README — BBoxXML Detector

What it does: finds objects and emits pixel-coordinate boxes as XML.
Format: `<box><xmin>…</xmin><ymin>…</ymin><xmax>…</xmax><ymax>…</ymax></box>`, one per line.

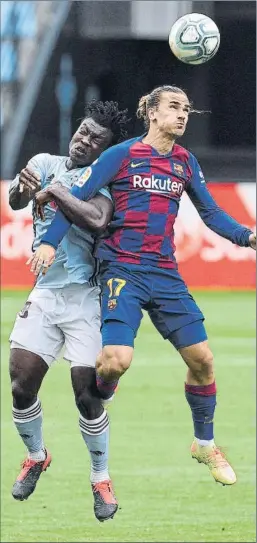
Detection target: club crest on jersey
<box><xmin>173</xmin><ymin>163</ymin><xmax>184</xmax><ymax>175</ymax></box>
<box><xmin>133</xmin><ymin>174</ymin><xmax>183</xmax><ymax>195</ymax></box>
<box><xmin>75</xmin><ymin>166</ymin><xmax>92</xmax><ymax>187</ymax></box>
<box><xmin>108</xmin><ymin>299</ymin><xmax>117</xmax><ymax>311</ymax></box>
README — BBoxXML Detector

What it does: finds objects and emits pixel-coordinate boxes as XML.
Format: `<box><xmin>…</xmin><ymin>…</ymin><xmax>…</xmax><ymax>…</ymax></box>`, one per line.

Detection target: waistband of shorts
<box><xmin>34</xmin><ymin>282</ymin><xmax>100</xmax><ymax>294</ymax></box>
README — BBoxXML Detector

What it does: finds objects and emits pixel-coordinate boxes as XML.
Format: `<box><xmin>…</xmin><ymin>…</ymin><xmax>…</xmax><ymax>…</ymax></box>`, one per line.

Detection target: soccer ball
<box><xmin>168</xmin><ymin>13</ymin><xmax>220</xmax><ymax>65</ymax></box>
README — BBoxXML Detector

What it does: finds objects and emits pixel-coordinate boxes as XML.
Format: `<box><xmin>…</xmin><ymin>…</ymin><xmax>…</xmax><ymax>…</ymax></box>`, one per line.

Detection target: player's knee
<box><xmin>75</xmin><ymin>388</ymin><xmax>103</xmax><ymax>420</ymax></box>
<box><xmin>11</xmin><ymin>378</ymin><xmax>36</xmax><ymax>410</ymax></box>
<box><xmin>97</xmin><ymin>345</ymin><xmax>133</xmax><ymax>379</ymax></box>
<box><xmin>193</xmin><ymin>345</ymin><xmax>213</xmax><ymax>366</ymax></box>
<box><xmin>180</xmin><ymin>341</ymin><xmax>214</xmax><ymax>381</ymax></box>
<box><xmin>197</xmin><ymin>348</ymin><xmax>214</xmax><ymax>379</ymax></box>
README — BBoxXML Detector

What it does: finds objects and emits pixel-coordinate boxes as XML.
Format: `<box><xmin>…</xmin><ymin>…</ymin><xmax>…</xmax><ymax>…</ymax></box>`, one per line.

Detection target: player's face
<box><xmin>69</xmin><ymin>118</ymin><xmax>113</xmax><ymax>165</ymax></box>
<box><xmin>149</xmin><ymin>92</ymin><xmax>190</xmax><ymax>138</ymax></box>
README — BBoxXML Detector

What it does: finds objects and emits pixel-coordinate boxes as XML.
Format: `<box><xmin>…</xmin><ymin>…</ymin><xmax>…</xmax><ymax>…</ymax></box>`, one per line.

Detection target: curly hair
<box><xmin>83</xmin><ymin>99</ymin><xmax>130</xmax><ymax>144</ymax></box>
<box><xmin>136</xmin><ymin>85</ymin><xmax>206</xmax><ymax>129</ymax></box>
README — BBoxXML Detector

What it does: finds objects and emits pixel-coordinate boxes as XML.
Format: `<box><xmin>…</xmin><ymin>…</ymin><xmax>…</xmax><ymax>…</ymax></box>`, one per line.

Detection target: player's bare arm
<box><xmin>35</xmin><ymin>182</ymin><xmax>113</xmax><ymax>233</ymax></box>
<box><xmin>9</xmin><ymin>167</ymin><xmax>41</xmax><ymax>210</ymax></box>
<box><xmin>29</xmin><ymin>186</ymin><xmax>113</xmax><ymax>276</ymax></box>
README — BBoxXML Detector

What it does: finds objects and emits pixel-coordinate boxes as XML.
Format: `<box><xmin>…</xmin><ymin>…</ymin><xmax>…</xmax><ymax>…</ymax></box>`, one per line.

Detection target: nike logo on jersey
<box><xmin>130</xmin><ymin>161</ymin><xmax>147</xmax><ymax>168</ymax></box>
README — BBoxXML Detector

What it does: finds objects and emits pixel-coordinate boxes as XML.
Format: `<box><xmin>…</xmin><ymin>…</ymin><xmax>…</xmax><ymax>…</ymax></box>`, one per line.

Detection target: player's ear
<box><xmin>148</xmin><ymin>107</ymin><xmax>157</xmax><ymax>122</ymax></box>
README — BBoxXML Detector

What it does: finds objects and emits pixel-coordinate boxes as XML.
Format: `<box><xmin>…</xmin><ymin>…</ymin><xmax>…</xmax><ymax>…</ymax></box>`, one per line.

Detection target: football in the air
<box><xmin>168</xmin><ymin>12</ymin><xmax>220</xmax><ymax>65</ymax></box>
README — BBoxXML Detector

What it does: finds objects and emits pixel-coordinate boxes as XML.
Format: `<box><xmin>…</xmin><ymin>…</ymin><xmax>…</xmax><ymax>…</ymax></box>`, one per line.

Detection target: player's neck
<box><xmin>142</xmin><ymin>129</ymin><xmax>175</xmax><ymax>155</ymax></box>
<box><xmin>66</xmin><ymin>158</ymin><xmax>88</xmax><ymax>170</ymax></box>
<box><xmin>66</xmin><ymin>158</ymin><xmax>76</xmax><ymax>170</ymax></box>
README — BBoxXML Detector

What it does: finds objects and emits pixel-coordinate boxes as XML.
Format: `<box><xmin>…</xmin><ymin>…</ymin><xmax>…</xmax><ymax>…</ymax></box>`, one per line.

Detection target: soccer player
<box><xmin>9</xmin><ymin>100</ymin><xmax>129</xmax><ymax>522</ymax></box>
<box><xmin>29</xmin><ymin>85</ymin><xmax>256</xmax><ymax>490</ymax></box>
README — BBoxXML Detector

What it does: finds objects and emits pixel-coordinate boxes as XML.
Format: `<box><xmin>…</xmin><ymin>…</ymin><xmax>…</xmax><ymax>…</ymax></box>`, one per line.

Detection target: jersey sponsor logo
<box><xmin>133</xmin><ymin>174</ymin><xmax>183</xmax><ymax>195</ymax></box>
<box><xmin>75</xmin><ymin>166</ymin><xmax>92</xmax><ymax>187</ymax></box>
<box><xmin>130</xmin><ymin>161</ymin><xmax>147</xmax><ymax>168</ymax></box>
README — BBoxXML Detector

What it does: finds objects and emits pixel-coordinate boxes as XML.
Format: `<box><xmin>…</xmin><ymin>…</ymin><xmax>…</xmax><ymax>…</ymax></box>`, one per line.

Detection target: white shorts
<box><xmin>10</xmin><ymin>284</ymin><xmax>102</xmax><ymax>368</ymax></box>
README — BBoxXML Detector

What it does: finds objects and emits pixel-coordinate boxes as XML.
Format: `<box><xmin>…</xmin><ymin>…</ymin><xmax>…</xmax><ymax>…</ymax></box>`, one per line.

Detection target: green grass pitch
<box><xmin>1</xmin><ymin>289</ymin><xmax>256</xmax><ymax>542</ymax></box>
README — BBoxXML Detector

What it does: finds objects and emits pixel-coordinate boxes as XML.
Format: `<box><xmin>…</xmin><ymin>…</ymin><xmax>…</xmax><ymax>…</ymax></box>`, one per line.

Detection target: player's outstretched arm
<box><xmin>186</xmin><ymin>156</ymin><xmax>255</xmax><ymax>249</ymax></box>
<box><xmin>36</xmin><ymin>182</ymin><xmax>113</xmax><ymax>234</ymax></box>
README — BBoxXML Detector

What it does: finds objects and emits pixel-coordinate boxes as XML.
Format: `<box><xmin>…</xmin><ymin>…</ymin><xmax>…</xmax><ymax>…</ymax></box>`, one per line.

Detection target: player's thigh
<box><xmin>149</xmin><ymin>270</ymin><xmax>205</xmax><ymax>340</ymax></box>
<box><xmin>168</xmin><ymin>320</ymin><xmax>208</xmax><ymax>351</ymax></box>
<box><xmin>9</xmin><ymin>288</ymin><xmax>64</xmax><ymax>367</ymax></box>
<box><xmin>167</xmin><ymin>320</ymin><xmax>214</xmax><ymax>380</ymax></box>
<box><xmin>101</xmin><ymin>264</ymin><xmax>146</xmax><ymax>348</ymax></box>
<box><xmin>61</xmin><ymin>286</ymin><xmax>102</xmax><ymax>368</ymax></box>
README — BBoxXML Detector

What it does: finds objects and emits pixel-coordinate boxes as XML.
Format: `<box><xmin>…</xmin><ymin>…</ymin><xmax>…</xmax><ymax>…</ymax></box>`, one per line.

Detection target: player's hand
<box><xmin>249</xmin><ymin>232</ymin><xmax>256</xmax><ymax>250</ymax></box>
<box><xmin>26</xmin><ymin>244</ymin><xmax>56</xmax><ymax>276</ymax></box>
<box><xmin>19</xmin><ymin>167</ymin><xmax>41</xmax><ymax>194</ymax></box>
<box><xmin>35</xmin><ymin>189</ymin><xmax>54</xmax><ymax>220</ymax></box>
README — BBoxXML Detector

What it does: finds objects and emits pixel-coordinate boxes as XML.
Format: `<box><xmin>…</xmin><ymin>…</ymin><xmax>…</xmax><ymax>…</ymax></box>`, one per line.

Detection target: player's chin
<box><xmin>70</xmin><ymin>149</ymin><xmax>90</xmax><ymax>165</ymax></box>
<box><xmin>173</xmin><ymin>127</ymin><xmax>186</xmax><ymax>137</ymax></box>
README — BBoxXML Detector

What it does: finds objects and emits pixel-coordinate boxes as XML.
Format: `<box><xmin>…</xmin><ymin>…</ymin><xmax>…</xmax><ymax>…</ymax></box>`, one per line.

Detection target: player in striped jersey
<box><xmin>29</xmin><ymin>86</ymin><xmax>256</xmax><ymax>497</ymax></box>
<box><xmin>9</xmin><ymin>100</ymin><xmax>129</xmax><ymax>522</ymax></box>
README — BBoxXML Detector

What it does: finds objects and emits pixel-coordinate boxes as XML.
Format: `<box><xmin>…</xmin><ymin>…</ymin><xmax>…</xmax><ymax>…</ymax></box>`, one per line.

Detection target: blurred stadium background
<box><xmin>1</xmin><ymin>2</ymin><xmax>256</xmax><ymax>542</ymax></box>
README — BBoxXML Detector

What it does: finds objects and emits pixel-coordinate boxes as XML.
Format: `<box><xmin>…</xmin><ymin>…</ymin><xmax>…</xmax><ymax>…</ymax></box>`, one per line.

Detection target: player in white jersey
<box><xmin>9</xmin><ymin>100</ymin><xmax>129</xmax><ymax>522</ymax></box>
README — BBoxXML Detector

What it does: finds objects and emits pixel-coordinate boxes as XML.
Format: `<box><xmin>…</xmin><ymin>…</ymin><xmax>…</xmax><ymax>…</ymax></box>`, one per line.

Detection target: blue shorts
<box><xmin>100</xmin><ymin>263</ymin><xmax>207</xmax><ymax>349</ymax></box>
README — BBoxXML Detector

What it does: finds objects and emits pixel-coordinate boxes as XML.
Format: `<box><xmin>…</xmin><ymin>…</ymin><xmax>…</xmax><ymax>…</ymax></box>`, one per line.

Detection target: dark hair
<box><xmin>83</xmin><ymin>99</ymin><xmax>130</xmax><ymax>144</ymax></box>
<box><xmin>136</xmin><ymin>85</ymin><xmax>206</xmax><ymax>129</ymax></box>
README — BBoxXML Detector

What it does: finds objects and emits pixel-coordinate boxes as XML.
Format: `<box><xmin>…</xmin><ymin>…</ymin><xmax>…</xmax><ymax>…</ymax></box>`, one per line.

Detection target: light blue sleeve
<box><xmin>25</xmin><ymin>153</ymin><xmax>50</xmax><ymax>183</ymax></box>
<box><xmin>9</xmin><ymin>153</ymin><xmax>49</xmax><ymax>192</ymax></box>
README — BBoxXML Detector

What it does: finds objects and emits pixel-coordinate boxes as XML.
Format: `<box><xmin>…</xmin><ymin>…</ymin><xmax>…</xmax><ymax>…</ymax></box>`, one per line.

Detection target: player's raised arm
<box><xmin>186</xmin><ymin>155</ymin><xmax>255</xmax><ymax>249</ymax></box>
<box><xmin>41</xmin><ymin>143</ymin><xmax>126</xmax><ymax>250</ymax></box>
<box><xmin>9</xmin><ymin>154</ymin><xmax>46</xmax><ymax>210</ymax></box>
<box><xmin>36</xmin><ymin>183</ymin><xmax>113</xmax><ymax>234</ymax></box>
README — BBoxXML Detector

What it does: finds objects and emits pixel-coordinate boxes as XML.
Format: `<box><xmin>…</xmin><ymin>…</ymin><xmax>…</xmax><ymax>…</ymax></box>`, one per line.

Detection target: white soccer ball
<box><xmin>168</xmin><ymin>13</ymin><xmax>220</xmax><ymax>65</ymax></box>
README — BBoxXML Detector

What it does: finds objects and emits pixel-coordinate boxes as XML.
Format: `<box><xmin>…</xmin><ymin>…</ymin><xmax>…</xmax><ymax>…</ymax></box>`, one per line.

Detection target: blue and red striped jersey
<box><xmin>42</xmin><ymin>135</ymin><xmax>252</xmax><ymax>267</ymax></box>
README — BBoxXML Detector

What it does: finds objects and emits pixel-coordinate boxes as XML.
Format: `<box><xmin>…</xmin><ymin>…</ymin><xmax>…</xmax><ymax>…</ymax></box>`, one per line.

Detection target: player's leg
<box><xmin>9</xmin><ymin>347</ymin><xmax>53</xmax><ymax>500</ymax></box>
<box><xmin>175</xmin><ymin>329</ymin><xmax>236</xmax><ymax>485</ymax></box>
<box><xmin>96</xmin><ymin>340</ymin><xmax>134</xmax><ymax>400</ymax></box>
<box><xmin>96</xmin><ymin>264</ymin><xmax>147</xmax><ymax>400</ymax></box>
<box><xmin>149</xmin><ymin>268</ymin><xmax>236</xmax><ymax>485</ymax></box>
<box><xmin>61</xmin><ymin>284</ymin><xmax>122</xmax><ymax>522</ymax></box>
<box><xmin>70</xmin><ymin>366</ymin><xmax>117</xmax><ymax>521</ymax></box>
<box><xmin>9</xmin><ymin>289</ymin><xmax>64</xmax><ymax>500</ymax></box>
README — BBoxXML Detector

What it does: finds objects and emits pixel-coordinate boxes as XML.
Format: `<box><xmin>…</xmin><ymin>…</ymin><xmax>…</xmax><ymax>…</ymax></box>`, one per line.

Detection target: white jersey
<box><xmin>9</xmin><ymin>153</ymin><xmax>111</xmax><ymax>288</ymax></box>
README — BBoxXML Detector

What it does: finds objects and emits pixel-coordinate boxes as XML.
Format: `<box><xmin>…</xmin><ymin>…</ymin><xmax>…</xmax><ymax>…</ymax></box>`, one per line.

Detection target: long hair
<box><xmin>136</xmin><ymin>85</ymin><xmax>208</xmax><ymax>128</ymax></box>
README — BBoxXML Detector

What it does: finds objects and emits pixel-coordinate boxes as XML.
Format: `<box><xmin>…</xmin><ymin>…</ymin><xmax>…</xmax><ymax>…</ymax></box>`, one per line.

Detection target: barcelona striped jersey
<box><xmin>42</xmin><ymin>136</ymin><xmax>252</xmax><ymax>267</ymax></box>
